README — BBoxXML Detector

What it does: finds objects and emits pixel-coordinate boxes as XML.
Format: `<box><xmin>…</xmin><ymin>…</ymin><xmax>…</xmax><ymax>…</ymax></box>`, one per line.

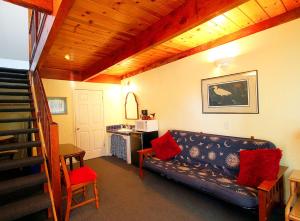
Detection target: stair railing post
<box><xmin>50</xmin><ymin>122</ymin><xmax>61</xmax><ymax>219</ymax></box>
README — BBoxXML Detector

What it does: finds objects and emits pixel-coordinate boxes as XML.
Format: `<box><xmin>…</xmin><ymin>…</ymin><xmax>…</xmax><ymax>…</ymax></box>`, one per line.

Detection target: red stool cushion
<box><xmin>69</xmin><ymin>166</ymin><xmax>97</xmax><ymax>185</ymax></box>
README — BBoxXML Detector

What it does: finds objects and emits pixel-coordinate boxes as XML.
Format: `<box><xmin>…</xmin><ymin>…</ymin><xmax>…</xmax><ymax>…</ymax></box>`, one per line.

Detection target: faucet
<box><xmin>122</xmin><ymin>123</ymin><xmax>129</xmax><ymax>129</ymax></box>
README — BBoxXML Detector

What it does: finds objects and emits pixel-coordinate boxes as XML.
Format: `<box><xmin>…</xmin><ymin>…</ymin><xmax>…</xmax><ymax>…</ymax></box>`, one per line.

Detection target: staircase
<box><xmin>0</xmin><ymin>67</ymin><xmax>54</xmax><ymax>221</ymax></box>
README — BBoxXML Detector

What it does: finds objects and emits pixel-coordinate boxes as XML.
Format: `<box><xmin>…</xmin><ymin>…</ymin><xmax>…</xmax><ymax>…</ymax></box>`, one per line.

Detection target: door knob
<box><xmin>76</xmin><ymin>128</ymin><xmax>80</xmax><ymax>131</ymax></box>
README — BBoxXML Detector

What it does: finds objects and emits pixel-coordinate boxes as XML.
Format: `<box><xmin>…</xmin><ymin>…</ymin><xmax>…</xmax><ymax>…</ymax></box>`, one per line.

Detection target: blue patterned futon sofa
<box><xmin>138</xmin><ymin>130</ymin><xmax>286</xmax><ymax>221</ymax></box>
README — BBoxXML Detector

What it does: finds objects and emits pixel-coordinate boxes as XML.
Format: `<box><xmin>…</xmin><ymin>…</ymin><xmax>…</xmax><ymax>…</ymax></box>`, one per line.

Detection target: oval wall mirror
<box><xmin>125</xmin><ymin>92</ymin><xmax>138</xmax><ymax>120</ymax></box>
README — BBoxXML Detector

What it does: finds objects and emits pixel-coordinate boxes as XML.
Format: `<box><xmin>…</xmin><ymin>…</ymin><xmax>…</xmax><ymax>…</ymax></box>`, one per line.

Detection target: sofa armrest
<box><xmin>258</xmin><ymin>166</ymin><xmax>287</xmax><ymax>192</ymax></box>
<box><xmin>137</xmin><ymin>148</ymin><xmax>154</xmax><ymax>156</ymax></box>
<box><xmin>257</xmin><ymin>166</ymin><xmax>287</xmax><ymax>221</ymax></box>
<box><xmin>137</xmin><ymin>148</ymin><xmax>154</xmax><ymax>179</ymax></box>
<box><xmin>258</xmin><ymin>180</ymin><xmax>277</xmax><ymax>192</ymax></box>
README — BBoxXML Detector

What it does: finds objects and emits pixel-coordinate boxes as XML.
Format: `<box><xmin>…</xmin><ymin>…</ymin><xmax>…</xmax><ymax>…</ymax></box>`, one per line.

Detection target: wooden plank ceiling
<box><xmin>39</xmin><ymin>0</ymin><xmax>300</xmax><ymax>83</ymax></box>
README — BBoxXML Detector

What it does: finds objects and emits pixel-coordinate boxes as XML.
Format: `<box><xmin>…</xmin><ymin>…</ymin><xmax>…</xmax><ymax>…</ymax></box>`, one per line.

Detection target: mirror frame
<box><xmin>125</xmin><ymin>92</ymin><xmax>139</xmax><ymax>120</ymax></box>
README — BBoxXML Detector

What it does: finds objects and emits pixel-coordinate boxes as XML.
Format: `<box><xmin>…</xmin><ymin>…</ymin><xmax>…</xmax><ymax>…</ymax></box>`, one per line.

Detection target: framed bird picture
<box><xmin>201</xmin><ymin>70</ymin><xmax>259</xmax><ymax>114</ymax></box>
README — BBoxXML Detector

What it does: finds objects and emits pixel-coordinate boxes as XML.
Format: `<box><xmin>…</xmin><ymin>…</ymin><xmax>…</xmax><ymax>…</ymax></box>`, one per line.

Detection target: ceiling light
<box><xmin>212</xmin><ymin>15</ymin><xmax>226</xmax><ymax>24</ymax></box>
<box><xmin>64</xmin><ymin>54</ymin><xmax>71</xmax><ymax>60</ymax></box>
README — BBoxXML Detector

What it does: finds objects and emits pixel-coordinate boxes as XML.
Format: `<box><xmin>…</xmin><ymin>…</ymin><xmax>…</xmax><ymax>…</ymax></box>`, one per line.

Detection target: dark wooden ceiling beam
<box><xmin>39</xmin><ymin>67</ymin><xmax>121</xmax><ymax>84</ymax></box>
<box><xmin>82</xmin><ymin>0</ymin><xmax>249</xmax><ymax>81</ymax></box>
<box><xmin>39</xmin><ymin>67</ymin><xmax>82</xmax><ymax>81</ymax></box>
<box><xmin>86</xmin><ymin>75</ymin><xmax>121</xmax><ymax>84</ymax></box>
<box><xmin>4</xmin><ymin>0</ymin><xmax>52</xmax><ymax>14</ymax></box>
<box><xmin>121</xmin><ymin>6</ymin><xmax>300</xmax><ymax>79</ymax></box>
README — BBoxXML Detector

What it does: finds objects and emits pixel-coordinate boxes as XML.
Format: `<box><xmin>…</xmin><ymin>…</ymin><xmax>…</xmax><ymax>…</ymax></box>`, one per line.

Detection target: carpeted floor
<box><xmin>68</xmin><ymin>157</ymin><xmax>284</xmax><ymax>221</ymax></box>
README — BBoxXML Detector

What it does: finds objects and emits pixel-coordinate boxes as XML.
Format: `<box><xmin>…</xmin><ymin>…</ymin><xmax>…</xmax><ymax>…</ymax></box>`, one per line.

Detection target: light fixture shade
<box><xmin>214</xmin><ymin>57</ymin><xmax>234</xmax><ymax>68</ymax></box>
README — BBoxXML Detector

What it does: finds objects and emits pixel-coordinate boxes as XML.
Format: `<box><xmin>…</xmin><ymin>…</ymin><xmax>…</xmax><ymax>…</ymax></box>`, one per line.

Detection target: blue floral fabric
<box><xmin>169</xmin><ymin>130</ymin><xmax>275</xmax><ymax>176</ymax></box>
<box><xmin>144</xmin><ymin>157</ymin><xmax>258</xmax><ymax>208</ymax></box>
<box><xmin>111</xmin><ymin>134</ymin><xmax>127</xmax><ymax>161</ymax></box>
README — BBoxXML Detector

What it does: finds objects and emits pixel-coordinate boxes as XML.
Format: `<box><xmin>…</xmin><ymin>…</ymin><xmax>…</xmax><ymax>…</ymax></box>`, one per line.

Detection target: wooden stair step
<box><xmin>0</xmin><ymin>118</ymin><xmax>36</xmax><ymax>123</ymax></box>
<box><xmin>0</xmin><ymin>141</ymin><xmax>41</xmax><ymax>152</ymax></box>
<box><xmin>0</xmin><ymin>128</ymin><xmax>38</xmax><ymax>136</ymax></box>
<box><xmin>0</xmin><ymin>84</ymin><xmax>29</xmax><ymax>89</ymax></box>
<box><xmin>0</xmin><ymin>135</ymin><xmax>16</xmax><ymax>144</ymax></box>
<box><xmin>0</xmin><ymin>193</ymin><xmax>50</xmax><ymax>221</ymax></box>
<box><xmin>0</xmin><ymin>156</ymin><xmax>43</xmax><ymax>171</ymax></box>
<box><xmin>0</xmin><ymin>173</ymin><xmax>47</xmax><ymax>195</ymax></box>
<box><xmin>0</xmin><ymin>108</ymin><xmax>34</xmax><ymax>112</ymax></box>
<box><xmin>0</xmin><ymin>78</ymin><xmax>29</xmax><ymax>84</ymax></box>
<box><xmin>0</xmin><ymin>91</ymin><xmax>31</xmax><ymax>96</ymax></box>
<box><xmin>0</xmin><ymin>68</ymin><xmax>28</xmax><ymax>74</ymax></box>
<box><xmin>0</xmin><ymin>99</ymin><xmax>32</xmax><ymax>104</ymax></box>
<box><xmin>0</xmin><ymin>72</ymin><xmax>28</xmax><ymax>79</ymax></box>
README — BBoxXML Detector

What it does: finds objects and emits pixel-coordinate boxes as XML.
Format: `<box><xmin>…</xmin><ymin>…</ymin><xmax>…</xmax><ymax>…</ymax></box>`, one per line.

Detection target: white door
<box><xmin>74</xmin><ymin>89</ymin><xmax>104</xmax><ymax>159</ymax></box>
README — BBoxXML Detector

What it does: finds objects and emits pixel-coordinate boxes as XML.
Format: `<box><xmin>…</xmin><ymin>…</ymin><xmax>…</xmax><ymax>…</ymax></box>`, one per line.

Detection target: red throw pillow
<box><xmin>151</xmin><ymin>131</ymin><xmax>181</xmax><ymax>161</ymax></box>
<box><xmin>237</xmin><ymin>148</ymin><xmax>282</xmax><ymax>187</ymax></box>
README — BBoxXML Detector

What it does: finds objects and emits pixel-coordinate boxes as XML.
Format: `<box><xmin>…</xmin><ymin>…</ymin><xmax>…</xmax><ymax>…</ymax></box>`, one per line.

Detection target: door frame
<box><xmin>73</xmin><ymin>89</ymin><xmax>105</xmax><ymax>158</ymax></box>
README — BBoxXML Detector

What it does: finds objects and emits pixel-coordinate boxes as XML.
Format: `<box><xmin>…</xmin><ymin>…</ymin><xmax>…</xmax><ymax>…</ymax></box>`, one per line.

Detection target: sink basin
<box><xmin>117</xmin><ymin>128</ymin><xmax>132</xmax><ymax>132</ymax></box>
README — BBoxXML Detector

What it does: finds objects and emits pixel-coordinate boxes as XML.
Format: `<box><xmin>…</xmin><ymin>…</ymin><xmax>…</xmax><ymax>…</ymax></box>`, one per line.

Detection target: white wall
<box><xmin>0</xmin><ymin>0</ymin><xmax>29</xmax><ymax>69</ymax></box>
<box><xmin>42</xmin><ymin>79</ymin><xmax>123</xmax><ymax>154</ymax></box>
<box><xmin>122</xmin><ymin>18</ymin><xmax>300</xmax><ymax>198</ymax></box>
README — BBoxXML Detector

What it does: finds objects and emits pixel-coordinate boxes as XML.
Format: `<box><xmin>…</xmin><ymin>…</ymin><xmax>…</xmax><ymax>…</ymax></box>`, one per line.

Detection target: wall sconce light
<box><xmin>123</xmin><ymin>81</ymin><xmax>137</xmax><ymax>93</ymax></box>
<box><xmin>207</xmin><ymin>42</ymin><xmax>240</xmax><ymax>64</ymax></box>
<box><xmin>214</xmin><ymin>57</ymin><xmax>234</xmax><ymax>68</ymax></box>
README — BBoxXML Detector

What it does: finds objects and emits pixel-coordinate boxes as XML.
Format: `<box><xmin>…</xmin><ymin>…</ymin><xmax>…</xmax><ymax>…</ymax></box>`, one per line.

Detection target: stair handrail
<box><xmin>29</xmin><ymin>9</ymin><xmax>47</xmax><ymax>65</ymax></box>
<box><xmin>30</xmin><ymin>71</ymin><xmax>61</xmax><ymax>219</ymax></box>
<box><xmin>32</xmin><ymin>69</ymin><xmax>53</xmax><ymax>152</ymax></box>
<box><xmin>40</xmin><ymin>139</ymin><xmax>58</xmax><ymax>221</ymax></box>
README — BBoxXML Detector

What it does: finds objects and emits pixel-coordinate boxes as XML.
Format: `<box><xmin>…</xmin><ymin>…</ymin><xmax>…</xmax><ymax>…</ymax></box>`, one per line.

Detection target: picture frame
<box><xmin>47</xmin><ymin>97</ymin><xmax>67</xmax><ymax>115</ymax></box>
<box><xmin>201</xmin><ymin>70</ymin><xmax>259</xmax><ymax>114</ymax></box>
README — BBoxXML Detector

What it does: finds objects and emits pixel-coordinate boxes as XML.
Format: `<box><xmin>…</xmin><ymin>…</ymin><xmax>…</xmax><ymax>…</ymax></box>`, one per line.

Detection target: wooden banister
<box><xmin>30</xmin><ymin>71</ymin><xmax>61</xmax><ymax>218</ymax></box>
<box><xmin>50</xmin><ymin>122</ymin><xmax>61</xmax><ymax>217</ymax></box>
<box><xmin>29</xmin><ymin>9</ymin><xmax>47</xmax><ymax>66</ymax></box>
<box><xmin>41</xmin><ymin>141</ymin><xmax>58</xmax><ymax>221</ymax></box>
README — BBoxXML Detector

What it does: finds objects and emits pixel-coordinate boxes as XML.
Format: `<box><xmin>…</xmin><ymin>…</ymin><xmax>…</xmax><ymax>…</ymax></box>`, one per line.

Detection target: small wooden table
<box><xmin>286</xmin><ymin>170</ymin><xmax>300</xmax><ymax>221</ymax></box>
<box><xmin>59</xmin><ymin>144</ymin><xmax>85</xmax><ymax>170</ymax></box>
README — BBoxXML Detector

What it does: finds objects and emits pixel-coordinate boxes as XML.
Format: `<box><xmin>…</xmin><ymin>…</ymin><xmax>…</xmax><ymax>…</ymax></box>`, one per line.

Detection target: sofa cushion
<box><xmin>169</xmin><ymin>130</ymin><xmax>275</xmax><ymax>176</ymax></box>
<box><xmin>237</xmin><ymin>148</ymin><xmax>282</xmax><ymax>187</ymax></box>
<box><xmin>151</xmin><ymin>131</ymin><xmax>182</xmax><ymax>161</ymax></box>
<box><xmin>143</xmin><ymin>157</ymin><xmax>258</xmax><ymax>208</ymax></box>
